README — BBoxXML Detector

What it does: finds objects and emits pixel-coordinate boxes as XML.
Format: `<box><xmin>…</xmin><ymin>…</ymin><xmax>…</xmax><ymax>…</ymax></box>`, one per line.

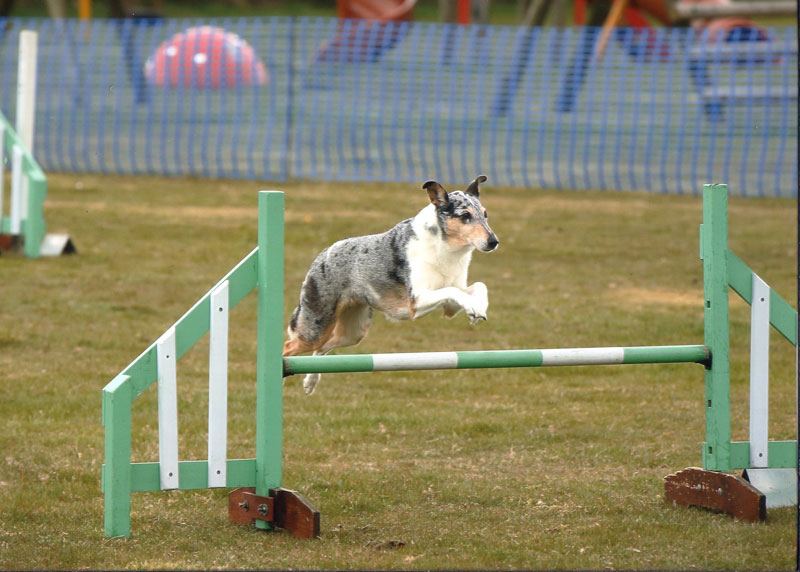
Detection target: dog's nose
<box><xmin>486</xmin><ymin>235</ymin><xmax>499</xmax><ymax>251</ymax></box>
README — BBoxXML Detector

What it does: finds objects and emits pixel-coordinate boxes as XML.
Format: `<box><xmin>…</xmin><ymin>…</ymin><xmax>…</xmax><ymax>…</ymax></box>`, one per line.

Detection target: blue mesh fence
<box><xmin>0</xmin><ymin>18</ymin><xmax>796</xmax><ymax>196</ymax></box>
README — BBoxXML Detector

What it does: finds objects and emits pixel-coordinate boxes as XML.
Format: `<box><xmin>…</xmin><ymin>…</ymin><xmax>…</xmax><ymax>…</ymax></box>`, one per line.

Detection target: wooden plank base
<box><xmin>664</xmin><ymin>467</ymin><xmax>766</xmax><ymax>522</ymax></box>
<box><xmin>273</xmin><ymin>488</ymin><xmax>321</xmax><ymax>539</ymax></box>
<box><xmin>228</xmin><ymin>487</ymin><xmax>320</xmax><ymax>539</ymax></box>
<box><xmin>0</xmin><ymin>234</ymin><xmax>20</xmax><ymax>253</ymax></box>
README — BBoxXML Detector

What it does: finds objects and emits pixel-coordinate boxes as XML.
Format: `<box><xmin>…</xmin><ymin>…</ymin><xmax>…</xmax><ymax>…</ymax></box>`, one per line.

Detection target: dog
<box><xmin>283</xmin><ymin>175</ymin><xmax>499</xmax><ymax>394</ymax></box>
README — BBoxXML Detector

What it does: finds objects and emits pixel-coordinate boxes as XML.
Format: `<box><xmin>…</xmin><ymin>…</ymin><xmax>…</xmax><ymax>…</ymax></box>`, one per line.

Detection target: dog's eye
<box><xmin>483</xmin><ymin>210</ymin><xmax>488</xmax><ymax>219</ymax></box>
<box><xmin>460</xmin><ymin>213</ymin><xmax>472</xmax><ymax>223</ymax></box>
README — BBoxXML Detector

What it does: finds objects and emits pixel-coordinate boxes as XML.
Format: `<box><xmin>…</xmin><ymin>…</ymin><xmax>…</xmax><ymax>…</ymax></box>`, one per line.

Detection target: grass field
<box><xmin>0</xmin><ymin>173</ymin><xmax>795</xmax><ymax>569</ymax></box>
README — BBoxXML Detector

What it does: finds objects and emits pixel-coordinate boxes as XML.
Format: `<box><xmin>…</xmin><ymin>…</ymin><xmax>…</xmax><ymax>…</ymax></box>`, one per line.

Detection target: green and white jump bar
<box><xmin>284</xmin><ymin>345</ymin><xmax>710</xmax><ymax>376</ymax></box>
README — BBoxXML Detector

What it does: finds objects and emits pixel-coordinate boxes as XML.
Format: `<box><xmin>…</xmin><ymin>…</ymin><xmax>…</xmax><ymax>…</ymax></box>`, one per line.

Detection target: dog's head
<box><xmin>422</xmin><ymin>175</ymin><xmax>499</xmax><ymax>253</ymax></box>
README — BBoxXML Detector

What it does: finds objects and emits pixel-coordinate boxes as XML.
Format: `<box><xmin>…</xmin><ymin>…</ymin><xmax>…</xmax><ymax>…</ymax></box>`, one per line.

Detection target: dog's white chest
<box><xmin>406</xmin><ymin>238</ymin><xmax>470</xmax><ymax>291</ymax></box>
<box><xmin>405</xmin><ymin>206</ymin><xmax>474</xmax><ymax>291</ymax></box>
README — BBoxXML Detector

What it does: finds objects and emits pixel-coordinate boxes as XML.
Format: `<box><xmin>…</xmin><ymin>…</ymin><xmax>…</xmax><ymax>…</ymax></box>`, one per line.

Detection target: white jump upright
<box><xmin>157</xmin><ymin>328</ymin><xmax>180</xmax><ymax>490</ymax></box>
<box><xmin>748</xmin><ymin>274</ymin><xmax>770</xmax><ymax>468</ymax></box>
<box><xmin>9</xmin><ymin>145</ymin><xmax>23</xmax><ymax>234</ymax></box>
<box><xmin>16</xmin><ymin>30</ymin><xmax>37</xmax><ymax>152</ymax></box>
<box><xmin>0</xmin><ymin>124</ymin><xmax>5</xmax><ymax>224</ymax></box>
<box><xmin>208</xmin><ymin>281</ymin><xmax>230</xmax><ymax>488</ymax></box>
<box><xmin>11</xmin><ymin>30</ymin><xmax>36</xmax><ymax>236</ymax></box>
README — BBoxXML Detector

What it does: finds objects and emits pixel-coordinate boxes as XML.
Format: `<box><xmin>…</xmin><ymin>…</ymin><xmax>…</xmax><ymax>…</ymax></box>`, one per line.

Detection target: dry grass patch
<box><xmin>606</xmin><ymin>286</ymin><xmax>703</xmax><ymax>309</ymax></box>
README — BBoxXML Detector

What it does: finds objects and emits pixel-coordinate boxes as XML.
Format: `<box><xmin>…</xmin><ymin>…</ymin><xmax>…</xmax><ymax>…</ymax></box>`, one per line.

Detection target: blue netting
<box><xmin>0</xmin><ymin>18</ymin><xmax>796</xmax><ymax>196</ymax></box>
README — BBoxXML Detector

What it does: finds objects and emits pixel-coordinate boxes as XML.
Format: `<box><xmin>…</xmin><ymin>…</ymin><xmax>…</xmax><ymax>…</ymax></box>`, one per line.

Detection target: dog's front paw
<box><xmin>464</xmin><ymin>283</ymin><xmax>489</xmax><ymax>324</ymax></box>
<box><xmin>303</xmin><ymin>373</ymin><xmax>321</xmax><ymax>395</ymax></box>
<box><xmin>467</xmin><ymin>311</ymin><xmax>487</xmax><ymax>325</ymax></box>
<box><xmin>462</xmin><ymin>301</ymin><xmax>487</xmax><ymax>325</ymax></box>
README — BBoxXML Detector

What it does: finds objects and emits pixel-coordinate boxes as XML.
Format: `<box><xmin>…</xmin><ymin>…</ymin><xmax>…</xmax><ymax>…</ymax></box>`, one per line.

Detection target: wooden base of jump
<box><xmin>664</xmin><ymin>467</ymin><xmax>766</xmax><ymax>522</ymax></box>
<box><xmin>0</xmin><ymin>233</ymin><xmax>76</xmax><ymax>257</ymax></box>
<box><xmin>228</xmin><ymin>487</ymin><xmax>320</xmax><ymax>539</ymax></box>
<box><xmin>0</xmin><ymin>234</ymin><xmax>20</xmax><ymax>253</ymax></box>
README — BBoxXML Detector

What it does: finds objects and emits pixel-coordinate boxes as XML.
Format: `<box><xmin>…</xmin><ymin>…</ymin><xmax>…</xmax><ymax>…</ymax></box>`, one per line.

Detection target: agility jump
<box><xmin>102</xmin><ymin>183</ymin><xmax>796</xmax><ymax>539</ymax></box>
<box><xmin>0</xmin><ymin>30</ymin><xmax>74</xmax><ymax>258</ymax></box>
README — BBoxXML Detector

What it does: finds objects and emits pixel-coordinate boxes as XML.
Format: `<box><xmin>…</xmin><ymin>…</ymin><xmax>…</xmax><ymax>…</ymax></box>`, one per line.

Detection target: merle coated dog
<box><xmin>283</xmin><ymin>176</ymin><xmax>499</xmax><ymax>394</ymax></box>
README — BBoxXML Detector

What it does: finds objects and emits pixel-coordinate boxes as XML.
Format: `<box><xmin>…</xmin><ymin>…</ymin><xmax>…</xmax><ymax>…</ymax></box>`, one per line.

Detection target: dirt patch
<box><xmin>606</xmin><ymin>286</ymin><xmax>701</xmax><ymax>309</ymax></box>
<box><xmin>531</xmin><ymin>196</ymin><xmax>652</xmax><ymax>215</ymax></box>
<box><xmin>46</xmin><ymin>199</ymin><xmax>384</xmax><ymax>224</ymax></box>
<box><xmin>47</xmin><ymin>199</ymin><xmax>255</xmax><ymax>221</ymax></box>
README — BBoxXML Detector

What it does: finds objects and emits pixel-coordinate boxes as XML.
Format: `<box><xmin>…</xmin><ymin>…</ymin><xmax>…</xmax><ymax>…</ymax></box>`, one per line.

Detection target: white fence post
<box><xmin>0</xmin><ymin>124</ymin><xmax>5</xmax><ymax>223</ymax></box>
<box><xmin>16</xmin><ymin>30</ymin><xmax>37</xmax><ymax>153</ymax></box>
<box><xmin>9</xmin><ymin>145</ymin><xmax>23</xmax><ymax>234</ymax></box>
<box><xmin>157</xmin><ymin>327</ymin><xmax>180</xmax><ymax>490</ymax></box>
<box><xmin>749</xmin><ymin>274</ymin><xmax>770</xmax><ymax>468</ymax></box>
<box><xmin>208</xmin><ymin>282</ymin><xmax>230</xmax><ymax>487</ymax></box>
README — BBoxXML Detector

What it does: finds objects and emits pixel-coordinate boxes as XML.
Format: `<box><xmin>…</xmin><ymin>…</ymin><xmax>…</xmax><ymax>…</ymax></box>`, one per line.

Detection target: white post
<box><xmin>208</xmin><ymin>282</ymin><xmax>229</xmax><ymax>487</ymax></box>
<box><xmin>15</xmin><ymin>30</ymin><xmax>37</xmax><ymax>234</ymax></box>
<box><xmin>16</xmin><ymin>30</ymin><xmax>37</xmax><ymax>153</ymax></box>
<box><xmin>749</xmin><ymin>274</ymin><xmax>770</xmax><ymax>468</ymax></box>
<box><xmin>0</xmin><ymin>124</ymin><xmax>5</xmax><ymax>223</ymax></box>
<box><xmin>157</xmin><ymin>327</ymin><xmax>180</xmax><ymax>490</ymax></box>
<box><xmin>9</xmin><ymin>145</ymin><xmax>23</xmax><ymax>234</ymax></box>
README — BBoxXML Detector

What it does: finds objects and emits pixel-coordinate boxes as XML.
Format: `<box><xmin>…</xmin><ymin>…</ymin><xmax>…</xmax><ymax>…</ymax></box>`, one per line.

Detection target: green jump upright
<box><xmin>0</xmin><ymin>111</ymin><xmax>48</xmax><ymax>258</ymax></box>
<box><xmin>701</xmin><ymin>183</ymin><xmax>732</xmax><ymax>471</ymax></box>
<box><xmin>102</xmin><ymin>191</ymin><xmax>318</xmax><ymax>539</ymax></box>
<box><xmin>102</xmin><ymin>375</ymin><xmax>133</xmax><ymax>538</ymax></box>
<box><xmin>665</xmin><ymin>183</ymin><xmax>796</xmax><ymax>522</ymax></box>
<box><xmin>700</xmin><ymin>183</ymin><xmax>797</xmax><ymax>472</ymax></box>
<box><xmin>255</xmin><ymin>191</ymin><xmax>284</xmax><ymax>529</ymax></box>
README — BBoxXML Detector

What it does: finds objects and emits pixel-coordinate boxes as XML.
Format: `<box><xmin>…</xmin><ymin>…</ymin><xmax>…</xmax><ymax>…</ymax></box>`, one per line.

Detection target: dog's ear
<box><xmin>423</xmin><ymin>181</ymin><xmax>449</xmax><ymax>208</ymax></box>
<box><xmin>465</xmin><ymin>175</ymin><xmax>487</xmax><ymax>197</ymax></box>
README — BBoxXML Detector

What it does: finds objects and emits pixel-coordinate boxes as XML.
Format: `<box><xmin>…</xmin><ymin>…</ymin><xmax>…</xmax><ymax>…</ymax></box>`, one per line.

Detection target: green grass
<box><xmin>0</xmin><ymin>174</ymin><xmax>795</xmax><ymax>569</ymax></box>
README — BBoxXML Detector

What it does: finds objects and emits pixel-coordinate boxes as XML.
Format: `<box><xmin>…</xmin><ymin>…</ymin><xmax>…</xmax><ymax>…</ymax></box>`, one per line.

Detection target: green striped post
<box><xmin>701</xmin><ymin>183</ymin><xmax>732</xmax><ymax>472</ymax></box>
<box><xmin>101</xmin><ymin>197</ymin><xmax>267</xmax><ymax>539</ymax></box>
<box><xmin>102</xmin><ymin>375</ymin><xmax>133</xmax><ymax>538</ymax></box>
<box><xmin>0</xmin><ymin>111</ymin><xmax>47</xmax><ymax>258</ymax></box>
<box><xmin>284</xmin><ymin>345</ymin><xmax>710</xmax><ymax>376</ymax></box>
<box><xmin>255</xmin><ymin>191</ymin><xmax>285</xmax><ymax>529</ymax></box>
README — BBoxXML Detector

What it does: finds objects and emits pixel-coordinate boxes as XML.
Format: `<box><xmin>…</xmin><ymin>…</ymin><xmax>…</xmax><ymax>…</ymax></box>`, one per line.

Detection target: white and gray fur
<box><xmin>284</xmin><ymin>175</ymin><xmax>498</xmax><ymax>394</ymax></box>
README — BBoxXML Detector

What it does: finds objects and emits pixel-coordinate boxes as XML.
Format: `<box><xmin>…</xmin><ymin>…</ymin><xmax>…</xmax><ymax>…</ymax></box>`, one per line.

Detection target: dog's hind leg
<box><xmin>283</xmin><ymin>266</ymin><xmax>341</xmax><ymax>357</ymax></box>
<box><xmin>300</xmin><ymin>350</ymin><xmax>328</xmax><ymax>395</ymax></box>
<box><xmin>301</xmin><ymin>303</ymin><xmax>373</xmax><ymax>395</ymax></box>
